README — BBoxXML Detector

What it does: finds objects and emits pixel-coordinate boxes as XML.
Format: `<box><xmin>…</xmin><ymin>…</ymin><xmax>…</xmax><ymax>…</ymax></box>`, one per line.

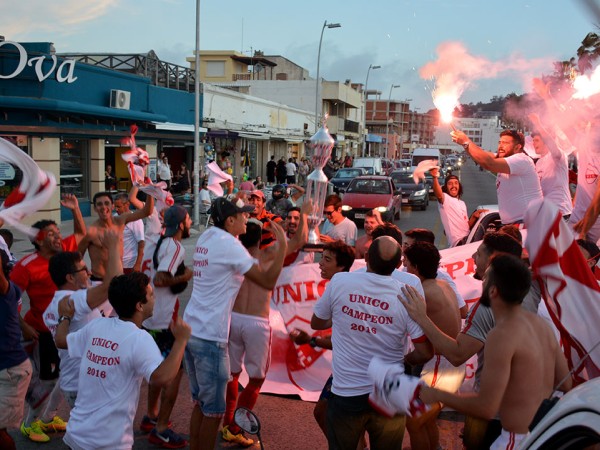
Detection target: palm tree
<box><xmin>577</xmin><ymin>32</ymin><xmax>600</xmax><ymax>74</ymax></box>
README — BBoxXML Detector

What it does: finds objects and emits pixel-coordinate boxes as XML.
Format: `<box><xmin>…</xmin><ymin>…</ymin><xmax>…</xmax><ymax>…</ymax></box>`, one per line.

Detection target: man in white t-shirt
<box><xmin>320</xmin><ymin>194</ymin><xmax>358</xmax><ymax>246</ymax></box>
<box><xmin>311</xmin><ymin>236</ymin><xmax>433</xmax><ymax>449</ymax></box>
<box><xmin>199</xmin><ymin>180</ymin><xmax>212</xmax><ymax>214</ymax></box>
<box><xmin>54</xmin><ymin>272</ymin><xmax>191</xmax><ymax>450</ymax></box>
<box><xmin>452</xmin><ymin>128</ymin><xmax>543</xmax><ymax>225</ymax></box>
<box><xmin>429</xmin><ymin>168</ymin><xmax>470</xmax><ymax>247</ymax></box>
<box><xmin>114</xmin><ymin>193</ymin><xmax>145</xmax><ymax>273</ymax></box>
<box><xmin>141</xmin><ymin>205</ymin><xmax>193</xmax><ymax>448</ymax></box>
<box><xmin>44</xmin><ymin>229</ymin><xmax>122</xmax><ymax>409</ymax></box>
<box><xmin>183</xmin><ymin>197</ymin><xmax>288</xmax><ymax>450</ymax></box>
<box><xmin>285</xmin><ymin>158</ymin><xmax>297</xmax><ymax>184</ymax></box>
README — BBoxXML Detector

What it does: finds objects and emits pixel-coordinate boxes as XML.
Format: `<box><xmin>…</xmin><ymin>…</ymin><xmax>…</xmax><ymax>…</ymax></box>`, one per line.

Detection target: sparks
<box><xmin>572</xmin><ymin>66</ymin><xmax>600</xmax><ymax>99</ymax></box>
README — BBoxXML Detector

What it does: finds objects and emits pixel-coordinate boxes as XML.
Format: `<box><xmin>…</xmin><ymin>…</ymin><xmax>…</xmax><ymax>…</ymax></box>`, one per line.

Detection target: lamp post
<box><xmin>362</xmin><ymin>64</ymin><xmax>381</xmax><ymax>157</ymax></box>
<box><xmin>193</xmin><ymin>0</ymin><xmax>201</xmax><ymax>227</ymax></box>
<box><xmin>314</xmin><ymin>21</ymin><xmax>341</xmax><ymax>132</ymax></box>
<box><xmin>386</xmin><ymin>84</ymin><xmax>400</xmax><ymax>159</ymax></box>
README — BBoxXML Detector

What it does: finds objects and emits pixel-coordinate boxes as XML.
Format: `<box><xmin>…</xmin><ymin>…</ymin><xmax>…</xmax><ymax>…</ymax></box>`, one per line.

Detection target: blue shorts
<box><xmin>184</xmin><ymin>336</ymin><xmax>229</xmax><ymax>417</ymax></box>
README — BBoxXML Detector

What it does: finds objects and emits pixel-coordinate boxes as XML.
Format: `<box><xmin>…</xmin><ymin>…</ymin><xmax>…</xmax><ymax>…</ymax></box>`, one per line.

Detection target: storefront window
<box><xmin>60</xmin><ymin>139</ymin><xmax>89</xmax><ymax>199</ymax></box>
<box><xmin>0</xmin><ymin>135</ymin><xmax>27</xmax><ymax>202</ymax></box>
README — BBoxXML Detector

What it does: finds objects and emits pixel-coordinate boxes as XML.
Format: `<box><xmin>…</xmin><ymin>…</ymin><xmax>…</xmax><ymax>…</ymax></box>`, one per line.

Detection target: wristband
<box><xmin>462</xmin><ymin>141</ymin><xmax>470</xmax><ymax>151</ymax></box>
<box><xmin>309</xmin><ymin>337</ymin><xmax>318</xmax><ymax>348</ymax></box>
<box><xmin>58</xmin><ymin>316</ymin><xmax>72</xmax><ymax>325</ymax></box>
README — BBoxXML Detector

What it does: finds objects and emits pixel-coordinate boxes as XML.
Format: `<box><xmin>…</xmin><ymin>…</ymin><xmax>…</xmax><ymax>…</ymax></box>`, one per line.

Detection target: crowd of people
<box><xmin>1</xmin><ymin>106</ymin><xmax>599</xmax><ymax>450</ymax></box>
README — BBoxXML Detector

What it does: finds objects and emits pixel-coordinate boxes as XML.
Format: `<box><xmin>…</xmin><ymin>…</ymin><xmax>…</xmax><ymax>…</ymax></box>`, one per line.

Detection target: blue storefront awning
<box><xmin>366</xmin><ymin>134</ymin><xmax>383</xmax><ymax>143</ymax></box>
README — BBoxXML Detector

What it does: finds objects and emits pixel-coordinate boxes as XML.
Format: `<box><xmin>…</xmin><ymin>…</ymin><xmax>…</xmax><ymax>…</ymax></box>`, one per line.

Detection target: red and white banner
<box><xmin>246</xmin><ymin>243</ymin><xmax>484</xmax><ymax>401</ymax></box>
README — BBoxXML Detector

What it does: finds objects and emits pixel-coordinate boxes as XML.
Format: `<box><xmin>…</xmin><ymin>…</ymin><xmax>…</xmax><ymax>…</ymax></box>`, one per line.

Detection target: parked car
<box><xmin>329</xmin><ymin>167</ymin><xmax>367</xmax><ymax>193</ymax></box>
<box><xmin>519</xmin><ymin>377</ymin><xmax>600</xmax><ymax>449</ymax></box>
<box><xmin>463</xmin><ymin>205</ymin><xmax>501</xmax><ymax>245</ymax></box>
<box><xmin>342</xmin><ymin>175</ymin><xmax>402</xmax><ymax>224</ymax></box>
<box><xmin>390</xmin><ymin>170</ymin><xmax>429</xmax><ymax>211</ymax></box>
<box><xmin>423</xmin><ymin>172</ymin><xmax>445</xmax><ymax>197</ymax></box>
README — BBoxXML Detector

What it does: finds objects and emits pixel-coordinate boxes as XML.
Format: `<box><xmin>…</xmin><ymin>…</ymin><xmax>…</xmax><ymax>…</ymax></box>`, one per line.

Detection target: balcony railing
<box><xmin>344</xmin><ymin>119</ymin><xmax>359</xmax><ymax>134</ymax></box>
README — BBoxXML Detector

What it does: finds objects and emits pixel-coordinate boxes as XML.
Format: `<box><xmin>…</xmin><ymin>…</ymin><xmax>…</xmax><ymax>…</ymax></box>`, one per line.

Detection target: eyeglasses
<box><xmin>71</xmin><ymin>266</ymin><xmax>89</xmax><ymax>275</ymax></box>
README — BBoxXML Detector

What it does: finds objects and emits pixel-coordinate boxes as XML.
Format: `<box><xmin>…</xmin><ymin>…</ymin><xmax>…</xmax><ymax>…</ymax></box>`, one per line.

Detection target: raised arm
<box><xmin>429</xmin><ymin>167</ymin><xmax>444</xmax><ymax>203</ymax></box>
<box><xmin>86</xmin><ymin>229</ymin><xmax>123</xmax><ymax>310</ymax></box>
<box><xmin>61</xmin><ymin>194</ymin><xmax>86</xmax><ymax>244</ymax></box>
<box><xmin>244</xmin><ymin>220</ymin><xmax>287</xmax><ymax>289</ymax></box>
<box><xmin>120</xmin><ymin>194</ymin><xmax>154</xmax><ymax>225</ymax></box>
<box><xmin>128</xmin><ymin>185</ymin><xmax>145</xmax><ymax>211</ymax></box>
<box><xmin>451</xmin><ymin>129</ymin><xmax>509</xmax><ymax>174</ymax></box>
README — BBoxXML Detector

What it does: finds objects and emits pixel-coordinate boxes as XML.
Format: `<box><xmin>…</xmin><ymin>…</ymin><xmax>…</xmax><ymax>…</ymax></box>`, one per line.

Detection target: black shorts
<box><xmin>144</xmin><ymin>328</ymin><xmax>175</xmax><ymax>359</ymax></box>
<box><xmin>38</xmin><ymin>331</ymin><xmax>60</xmax><ymax>380</ymax></box>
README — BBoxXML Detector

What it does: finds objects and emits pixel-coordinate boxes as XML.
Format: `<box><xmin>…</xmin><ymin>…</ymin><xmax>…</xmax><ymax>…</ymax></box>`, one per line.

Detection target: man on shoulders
<box><xmin>452</xmin><ymin>128</ymin><xmax>543</xmax><ymax>225</ymax></box>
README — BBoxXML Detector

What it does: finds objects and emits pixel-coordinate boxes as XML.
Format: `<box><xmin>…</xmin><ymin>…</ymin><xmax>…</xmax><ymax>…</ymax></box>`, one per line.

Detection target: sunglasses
<box><xmin>71</xmin><ymin>266</ymin><xmax>89</xmax><ymax>275</ymax></box>
<box><xmin>323</xmin><ymin>210</ymin><xmax>335</xmax><ymax>216</ymax></box>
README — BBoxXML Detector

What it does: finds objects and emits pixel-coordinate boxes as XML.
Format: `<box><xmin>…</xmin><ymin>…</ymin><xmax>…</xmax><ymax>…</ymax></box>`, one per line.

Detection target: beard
<box><xmin>182</xmin><ymin>225</ymin><xmax>191</xmax><ymax>239</ymax></box>
<box><xmin>479</xmin><ymin>283</ymin><xmax>491</xmax><ymax>307</ymax></box>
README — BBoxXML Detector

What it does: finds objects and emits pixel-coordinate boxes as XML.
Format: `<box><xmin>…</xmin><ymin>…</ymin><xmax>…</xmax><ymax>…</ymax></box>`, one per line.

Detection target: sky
<box><xmin>2</xmin><ymin>0</ymin><xmax>598</xmax><ymax>111</ymax></box>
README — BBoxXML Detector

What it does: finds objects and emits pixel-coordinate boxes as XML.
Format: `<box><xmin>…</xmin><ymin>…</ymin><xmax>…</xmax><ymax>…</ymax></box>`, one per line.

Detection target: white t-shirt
<box><xmin>570</xmin><ymin>134</ymin><xmax>600</xmax><ymax>241</ymax></box>
<box><xmin>43</xmin><ymin>289</ymin><xmax>103</xmax><ymax>392</ymax></box>
<box><xmin>122</xmin><ymin>218</ymin><xmax>145</xmax><ymax>269</ymax></box>
<box><xmin>285</xmin><ymin>162</ymin><xmax>297</xmax><ymax>177</ymax></box>
<box><xmin>321</xmin><ymin>217</ymin><xmax>358</xmax><ymax>246</ymax></box>
<box><xmin>313</xmin><ymin>271</ymin><xmax>425</xmax><ymax>397</ymax></box>
<box><xmin>143</xmin><ymin>238</ymin><xmax>185</xmax><ymax>330</ymax></box>
<box><xmin>536</xmin><ymin>152</ymin><xmax>572</xmax><ymax>216</ymax></box>
<box><xmin>158</xmin><ymin>161</ymin><xmax>171</xmax><ymax>181</ymax></box>
<box><xmin>438</xmin><ymin>194</ymin><xmax>470</xmax><ymax>247</ymax></box>
<box><xmin>354</xmin><ymin>266</ymin><xmax>425</xmax><ymax>297</ymax></box>
<box><xmin>199</xmin><ymin>189</ymin><xmax>212</xmax><ymax>213</ymax></box>
<box><xmin>183</xmin><ymin>227</ymin><xmax>256</xmax><ymax>342</ymax></box>
<box><xmin>496</xmin><ymin>152</ymin><xmax>543</xmax><ymax>224</ymax></box>
<box><xmin>63</xmin><ymin>318</ymin><xmax>163</xmax><ymax>450</ymax></box>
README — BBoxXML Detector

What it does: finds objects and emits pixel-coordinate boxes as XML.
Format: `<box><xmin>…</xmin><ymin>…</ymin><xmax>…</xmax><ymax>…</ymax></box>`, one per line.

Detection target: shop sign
<box><xmin>0</xmin><ymin>41</ymin><xmax>77</xmax><ymax>83</ymax></box>
<box><xmin>0</xmin><ymin>163</ymin><xmax>16</xmax><ymax>180</ymax></box>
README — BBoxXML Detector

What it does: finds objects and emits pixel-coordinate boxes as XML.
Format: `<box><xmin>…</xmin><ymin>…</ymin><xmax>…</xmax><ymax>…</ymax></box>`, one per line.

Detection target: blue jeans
<box><xmin>184</xmin><ymin>336</ymin><xmax>229</xmax><ymax>416</ymax></box>
<box><xmin>326</xmin><ymin>393</ymin><xmax>406</xmax><ymax>450</ymax></box>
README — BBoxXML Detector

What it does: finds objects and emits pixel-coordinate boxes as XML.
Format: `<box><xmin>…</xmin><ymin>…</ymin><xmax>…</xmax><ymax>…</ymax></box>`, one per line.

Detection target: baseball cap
<box><xmin>164</xmin><ymin>205</ymin><xmax>188</xmax><ymax>237</ymax></box>
<box><xmin>211</xmin><ymin>197</ymin><xmax>255</xmax><ymax>224</ymax></box>
<box><xmin>249</xmin><ymin>190</ymin><xmax>265</xmax><ymax>200</ymax></box>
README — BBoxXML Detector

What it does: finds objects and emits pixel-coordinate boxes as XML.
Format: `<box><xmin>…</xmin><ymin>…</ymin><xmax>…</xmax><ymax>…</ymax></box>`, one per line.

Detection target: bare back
<box><xmin>482</xmin><ymin>310</ymin><xmax>568</xmax><ymax>433</ymax></box>
<box><xmin>232</xmin><ymin>246</ymin><xmax>274</xmax><ymax>318</ymax></box>
<box><xmin>422</xmin><ymin>278</ymin><xmax>461</xmax><ymax>341</ymax></box>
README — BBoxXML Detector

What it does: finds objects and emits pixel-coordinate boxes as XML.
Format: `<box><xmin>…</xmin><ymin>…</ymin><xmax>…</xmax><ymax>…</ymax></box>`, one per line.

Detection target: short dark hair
<box><xmin>108</xmin><ymin>273</ymin><xmax>150</xmax><ymax>319</ymax></box>
<box><xmin>323</xmin><ymin>194</ymin><xmax>342</xmax><ymax>209</ymax></box>
<box><xmin>482</xmin><ymin>232</ymin><xmax>522</xmax><ymax>258</ymax></box>
<box><xmin>367</xmin><ymin>238</ymin><xmax>402</xmax><ymax>276</ymax></box>
<box><xmin>403</xmin><ymin>242</ymin><xmax>440</xmax><ymax>279</ymax></box>
<box><xmin>0</xmin><ymin>229</ymin><xmax>14</xmax><ymax>249</ymax></box>
<box><xmin>323</xmin><ymin>240</ymin><xmax>355</xmax><ymax>272</ymax></box>
<box><xmin>577</xmin><ymin>239</ymin><xmax>600</xmax><ymax>264</ymax></box>
<box><xmin>287</xmin><ymin>206</ymin><xmax>301</xmax><ymax>215</ymax></box>
<box><xmin>442</xmin><ymin>175</ymin><xmax>463</xmax><ymax>198</ymax></box>
<box><xmin>93</xmin><ymin>191</ymin><xmax>113</xmax><ymax>205</ymax></box>
<box><xmin>486</xmin><ymin>254</ymin><xmax>531</xmax><ymax>305</ymax></box>
<box><xmin>31</xmin><ymin>219</ymin><xmax>58</xmax><ymax>250</ymax></box>
<box><xmin>405</xmin><ymin>228</ymin><xmax>435</xmax><ymax>244</ymax></box>
<box><xmin>240</xmin><ymin>221</ymin><xmax>262</xmax><ymax>249</ymax></box>
<box><xmin>371</xmin><ymin>223</ymin><xmax>403</xmax><ymax>246</ymax></box>
<box><xmin>49</xmin><ymin>251</ymin><xmax>82</xmax><ymax>287</ymax></box>
<box><xmin>500</xmin><ymin>129</ymin><xmax>525</xmax><ymax>148</ymax></box>
<box><xmin>498</xmin><ymin>225</ymin><xmax>523</xmax><ymax>245</ymax></box>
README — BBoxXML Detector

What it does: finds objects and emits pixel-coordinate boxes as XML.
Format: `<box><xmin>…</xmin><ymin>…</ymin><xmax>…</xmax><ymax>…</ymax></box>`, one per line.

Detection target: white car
<box><xmin>519</xmin><ymin>377</ymin><xmax>600</xmax><ymax>449</ymax></box>
<box><xmin>464</xmin><ymin>205</ymin><xmax>501</xmax><ymax>245</ymax></box>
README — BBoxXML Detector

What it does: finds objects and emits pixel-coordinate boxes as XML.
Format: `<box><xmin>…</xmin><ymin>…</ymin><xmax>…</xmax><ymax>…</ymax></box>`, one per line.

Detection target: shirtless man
<box><xmin>416</xmin><ymin>254</ymin><xmax>572</xmax><ymax>450</ymax></box>
<box><xmin>283</xmin><ymin>202</ymin><xmax>313</xmax><ymax>266</ymax></box>
<box><xmin>221</xmin><ymin>220</ymin><xmax>276</xmax><ymax>446</ymax></box>
<box><xmin>402</xmin><ymin>241</ymin><xmax>461</xmax><ymax>450</ymax></box>
<box><xmin>78</xmin><ymin>191</ymin><xmax>153</xmax><ymax>280</ymax></box>
<box><xmin>354</xmin><ymin>209</ymin><xmax>383</xmax><ymax>259</ymax></box>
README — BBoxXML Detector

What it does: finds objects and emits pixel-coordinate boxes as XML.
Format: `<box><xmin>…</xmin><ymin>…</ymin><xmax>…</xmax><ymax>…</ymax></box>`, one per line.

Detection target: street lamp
<box><xmin>314</xmin><ymin>21</ymin><xmax>341</xmax><ymax>132</ymax></box>
<box><xmin>386</xmin><ymin>84</ymin><xmax>401</xmax><ymax>158</ymax></box>
<box><xmin>362</xmin><ymin>64</ymin><xmax>381</xmax><ymax>157</ymax></box>
<box><xmin>193</xmin><ymin>0</ymin><xmax>201</xmax><ymax>227</ymax></box>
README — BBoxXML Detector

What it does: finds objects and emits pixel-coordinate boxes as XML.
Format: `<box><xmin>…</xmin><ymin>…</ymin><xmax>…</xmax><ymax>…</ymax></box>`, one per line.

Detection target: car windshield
<box><xmin>391</xmin><ymin>173</ymin><xmax>414</xmax><ymax>184</ymax></box>
<box><xmin>335</xmin><ymin>169</ymin><xmax>362</xmax><ymax>178</ymax></box>
<box><xmin>356</xmin><ymin>167</ymin><xmax>374</xmax><ymax>175</ymax></box>
<box><xmin>346</xmin><ymin>179</ymin><xmax>390</xmax><ymax>194</ymax></box>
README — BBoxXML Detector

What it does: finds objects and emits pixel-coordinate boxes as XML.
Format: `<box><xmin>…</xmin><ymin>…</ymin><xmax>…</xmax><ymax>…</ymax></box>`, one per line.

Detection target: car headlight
<box><xmin>414</xmin><ymin>189</ymin><xmax>427</xmax><ymax>196</ymax></box>
<box><xmin>375</xmin><ymin>206</ymin><xmax>388</xmax><ymax>213</ymax></box>
<box><xmin>341</xmin><ymin>205</ymin><xmax>353</xmax><ymax>212</ymax></box>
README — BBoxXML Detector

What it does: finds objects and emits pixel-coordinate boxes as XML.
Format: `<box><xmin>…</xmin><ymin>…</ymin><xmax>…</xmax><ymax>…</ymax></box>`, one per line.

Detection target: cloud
<box><xmin>1</xmin><ymin>0</ymin><xmax>117</xmax><ymax>39</ymax></box>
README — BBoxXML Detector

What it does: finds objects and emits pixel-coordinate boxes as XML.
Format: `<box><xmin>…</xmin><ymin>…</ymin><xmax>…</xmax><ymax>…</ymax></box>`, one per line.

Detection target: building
<box><xmin>365</xmin><ymin>97</ymin><xmax>411</xmax><ymax>159</ymax></box>
<box><xmin>0</xmin><ymin>39</ymin><xmax>202</xmax><ymax>223</ymax></box>
<box><xmin>434</xmin><ymin>115</ymin><xmax>504</xmax><ymax>153</ymax></box>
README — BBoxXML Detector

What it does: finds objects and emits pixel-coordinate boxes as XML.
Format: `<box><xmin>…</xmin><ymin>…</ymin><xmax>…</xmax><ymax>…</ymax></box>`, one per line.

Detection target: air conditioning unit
<box><xmin>110</xmin><ymin>89</ymin><xmax>131</xmax><ymax>110</ymax></box>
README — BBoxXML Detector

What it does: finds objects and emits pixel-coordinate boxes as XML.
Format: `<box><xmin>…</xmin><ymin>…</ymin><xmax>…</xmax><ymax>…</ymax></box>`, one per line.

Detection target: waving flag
<box><xmin>206</xmin><ymin>161</ymin><xmax>233</xmax><ymax>197</ymax></box>
<box><xmin>413</xmin><ymin>159</ymin><xmax>439</xmax><ymax>184</ymax></box>
<box><xmin>0</xmin><ymin>138</ymin><xmax>56</xmax><ymax>237</ymax></box>
<box><xmin>525</xmin><ymin>198</ymin><xmax>600</xmax><ymax>384</ymax></box>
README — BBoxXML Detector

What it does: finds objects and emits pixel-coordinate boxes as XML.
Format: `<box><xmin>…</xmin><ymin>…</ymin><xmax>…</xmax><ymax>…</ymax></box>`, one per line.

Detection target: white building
<box><xmin>434</xmin><ymin>115</ymin><xmax>504</xmax><ymax>153</ymax></box>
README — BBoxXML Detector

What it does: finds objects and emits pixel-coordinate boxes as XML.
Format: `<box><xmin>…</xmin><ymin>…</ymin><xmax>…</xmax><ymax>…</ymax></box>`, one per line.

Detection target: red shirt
<box><xmin>10</xmin><ymin>235</ymin><xmax>78</xmax><ymax>332</ymax></box>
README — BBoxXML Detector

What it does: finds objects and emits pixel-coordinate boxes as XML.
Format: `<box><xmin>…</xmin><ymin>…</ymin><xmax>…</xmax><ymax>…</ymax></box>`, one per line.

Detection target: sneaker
<box><xmin>40</xmin><ymin>416</ymin><xmax>68</xmax><ymax>432</ymax></box>
<box><xmin>148</xmin><ymin>428</ymin><xmax>188</xmax><ymax>449</ymax></box>
<box><xmin>140</xmin><ymin>415</ymin><xmax>173</xmax><ymax>433</ymax></box>
<box><xmin>20</xmin><ymin>421</ymin><xmax>50</xmax><ymax>443</ymax></box>
<box><xmin>221</xmin><ymin>425</ymin><xmax>254</xmax><ymax>447</ymax></box>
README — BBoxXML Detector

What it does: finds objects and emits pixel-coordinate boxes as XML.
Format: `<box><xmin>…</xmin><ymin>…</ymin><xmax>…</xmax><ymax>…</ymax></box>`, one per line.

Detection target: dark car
<box><xmin>329</xmin><ymin>167</ymin><xmax>367</xmax><ymax>193</ymax></box>
<box><xmin>424</xmin><ymin>172</ymin><xmax>445</xmax><ymax>197</ymax></box>
<box><xmin>390</xmin><ymin>170</ymin><xmax>429</xmax><ymax>211</ymax></box>
<box><xmin>342</xmin><ymin>175</ymin><xmax>401</xmax><ymax>224</ymax></box>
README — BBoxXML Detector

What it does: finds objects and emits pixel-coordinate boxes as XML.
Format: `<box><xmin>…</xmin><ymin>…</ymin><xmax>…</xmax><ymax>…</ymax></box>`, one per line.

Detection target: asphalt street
<box><xmin>8</xmin><ymin>158</ymin><xmax>498</xmax><ymax>449</ymax></box>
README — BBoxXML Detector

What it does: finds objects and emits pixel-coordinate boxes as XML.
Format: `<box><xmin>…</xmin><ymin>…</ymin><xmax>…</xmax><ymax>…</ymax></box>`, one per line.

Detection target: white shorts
<box><xmin>228</xmin><ymin>312</ymin><xmax>271</xmax><ymax>379</ymax></box>
<box><xmin>490</xmin><ymin>429</ymin><xmax>527</xmax><ymax>450</ymax></box>
<box><xmin>420</xmin><ymin>355</ymin><xmax>465</xmax><ymax>392</ymax></box>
